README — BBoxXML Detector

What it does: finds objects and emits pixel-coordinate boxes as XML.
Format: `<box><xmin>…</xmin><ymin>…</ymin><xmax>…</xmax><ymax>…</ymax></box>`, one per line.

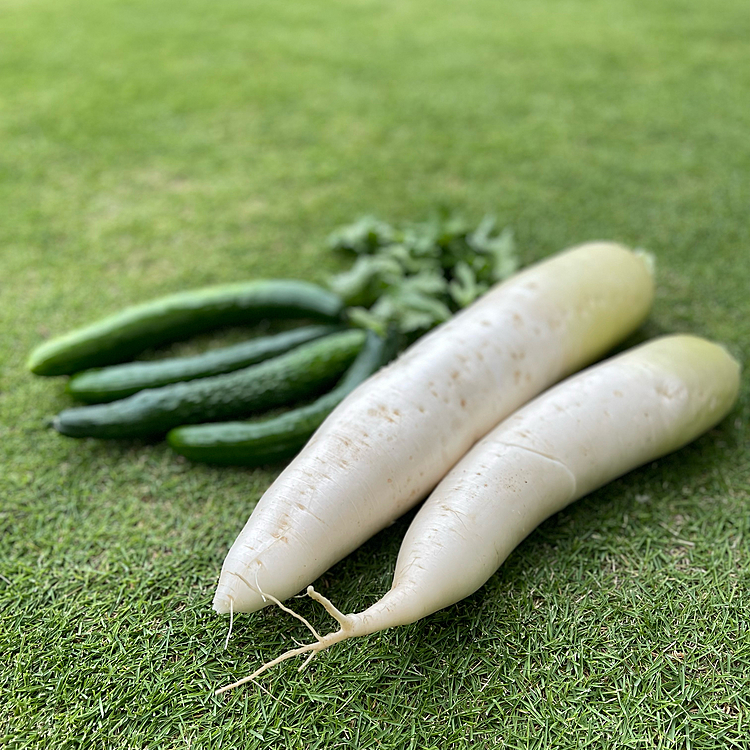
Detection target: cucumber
<box><xmin>66</xmin><ymin>324</ymin><xmax>341</xmax><ymax>403</ymax></box>
<box><xmin>166</xmin><ymin>329</ymin><xmax>400</xmax><ymax>465</ymax></box>
<box><xmin>28</xmin><ymin>280</ymin><xmax>345</xmax><ymax>376</ymax></box>
<box><xmin>52</xmin><ymin>329</ymin><xmax>366</xmax><ymax>439</ymax></box>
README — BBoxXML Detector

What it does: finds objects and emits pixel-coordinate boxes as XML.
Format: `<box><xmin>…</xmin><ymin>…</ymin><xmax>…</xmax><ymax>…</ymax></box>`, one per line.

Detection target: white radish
<box><xmin>218</xmin><ymin>334</ymin><xmax>740</xmax><ymax>692</ymax></box>
<box><xmin>213</xmin><ymin>242</ymin><xmax>654</xmax><ymax>616</ymax></box>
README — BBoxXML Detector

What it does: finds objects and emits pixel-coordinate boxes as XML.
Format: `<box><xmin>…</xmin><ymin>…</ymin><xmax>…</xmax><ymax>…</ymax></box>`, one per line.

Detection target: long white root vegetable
<box><xmin>213</xmin><ymin>242</ymin><xmax>654</xmax><ymax>616</ymax></box>
<box><xmin>218</xmin><ymin>334</ymin><xmax>739</xmax><ymax>692</ymax></box>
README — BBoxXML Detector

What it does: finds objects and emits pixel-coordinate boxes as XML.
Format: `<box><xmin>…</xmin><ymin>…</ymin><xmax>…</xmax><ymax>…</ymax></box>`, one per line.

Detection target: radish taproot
<box><xmin>218</xmin><ymin>334</ymin><xmax>740</xmax><ymax>692</ymax></box>
<box><xmin>213</xmin><ymin>242</ymin><xmax>654</xmax><ymax>619</ymax></box>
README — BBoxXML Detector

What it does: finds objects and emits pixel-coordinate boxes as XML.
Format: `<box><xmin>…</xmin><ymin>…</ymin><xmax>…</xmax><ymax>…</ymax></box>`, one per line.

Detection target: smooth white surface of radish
<box><xmin>213</xmin><ymin>242</ymin><xmax>654</xmax><ymax>615</ymax></box>
<box><xmin>216</xmin><ymin>334</ymin><xmax>739</xmax><ymax>693</ymax></box>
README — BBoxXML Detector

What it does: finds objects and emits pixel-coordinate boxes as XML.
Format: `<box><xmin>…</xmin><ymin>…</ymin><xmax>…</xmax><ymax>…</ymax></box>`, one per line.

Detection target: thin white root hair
<box><xmin>223</xmin><ymin>598</ymin><xmax>234</xmax><ymax>650</ymax></box>
<box><xmin>259</xmin><ymin>589</ymin><xmax>323</xmax><ymax>642</ymax></box>
<box><xmin>215</xmin><ymin>642</ymin><xmax>322</xmax><ymax>694</ymax></box>
<box><xmin>235</xmin><ymin>572</ymin><xmax>323</xmax><ymax>642</ymax></box>
<box><xmin>215</xmin><ymin>586</ymin><xmax>355</xmax><ymax>695</ymax></box>
<box><xmin>255</xmin><ymin>571</ymin><xmax>265</xmax><ymax>603</ymax></box>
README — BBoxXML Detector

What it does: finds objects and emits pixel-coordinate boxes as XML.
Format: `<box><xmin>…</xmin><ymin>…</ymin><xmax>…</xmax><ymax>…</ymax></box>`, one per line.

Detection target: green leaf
<box><xmin>448</xmin><ymin>260</ymin><xmax>488</xmax><ymax>308</ymax></box>
<box><xmin>327</xmin><ymin>216</ymin><xmax>396</xmax><ymax>255</ymax></box>
<box><xmin>327</xmin><ymin>254</ymin><xmax>404</xmax><ymax>307</ymax></box>
<box><xmin>483</xmin><ymin>227</ymin><xmax>518</xmax><ymax>282</ymax></box>
<box><xmin>468</xmin><ymin>220</ymin><xmax>518</xmax><ymax>283</ymax></box>
<box><xmin>380</xmin><ymin>244</ymin><xmax>444</xmax><ymax>276</ymax></box>
<box><xmin>347</xmin><ymin>273</ymin><xmax>453</xmax><ymax>336</ymax></box>
<box><xmin>396</xmin><ymin>270</ymin><xmax>450</xmax><ymax>298</ymax></box>
<box><xmin>467</xmin><ymin>214</ymin><xmax>498</xmax><ymax>249</ymax></box>
<box><xmin>346</xmin><ymin>306</ymin><xmax>390</xmax><ymax>337</ymax></box>
<box><xmin>385</xmin><ymin>276</ymin><xmax>453</xmax><ymax>332</ymax></box>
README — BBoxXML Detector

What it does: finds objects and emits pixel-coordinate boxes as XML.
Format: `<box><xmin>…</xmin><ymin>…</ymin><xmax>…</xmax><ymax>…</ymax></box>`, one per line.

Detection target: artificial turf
<box><xmin>2</xmin><ymin>0</ymin><xmax>749</xmax><ymax>747</ymax></box>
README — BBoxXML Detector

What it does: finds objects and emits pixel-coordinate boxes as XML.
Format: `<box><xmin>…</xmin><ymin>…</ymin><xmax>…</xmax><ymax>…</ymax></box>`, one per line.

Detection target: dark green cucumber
<box><xmin>28</xmin><ymin>280</ymin><xmax>345</xmax><ymax>376</ymax></box>
<box><xmin>53</xmin><ymin>329</ymin><xmax>366</xmax><ymax>439</ymax></box>
<box><xmin>66</xmin><ymin>324</ymin><xmax>341</xmax><ymax>403</ymax></box>
<box><xmin>166</xmin><ymin>329</ymin><xmax>400</xmax><ymax>466</ymax></box>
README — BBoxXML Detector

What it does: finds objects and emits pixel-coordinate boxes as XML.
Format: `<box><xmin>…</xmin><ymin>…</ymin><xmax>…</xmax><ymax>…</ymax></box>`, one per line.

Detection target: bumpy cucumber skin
<box><xmin>167</xmin><ymin>329</ymin><xmax>400</xmax><ymax>465</ymax></box>
<box><xmin>28</xmin><ymin>281</ymin><xmax>346</xmax><ymax>376</ymax></box>
<box><xmin>169</xmin><ymin>390</ymin><xmax>345</xmax><ymax>465</ymax></box>
<box><xmin>66</xmin><ymin>324</ymin><xmax>341</xmax><ymax>403</ymax></box>
<box><xmin>53</xmin><ymin>329</ymin><xmax>366</xmax><ymax>438</ymax></box>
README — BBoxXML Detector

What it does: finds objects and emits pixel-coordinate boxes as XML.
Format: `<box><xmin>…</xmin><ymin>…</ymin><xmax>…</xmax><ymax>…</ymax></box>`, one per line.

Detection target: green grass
<box><xmin>2</xmin><ymin>0</ymin><xmax>750</xmax><ymax>746</ymax></box>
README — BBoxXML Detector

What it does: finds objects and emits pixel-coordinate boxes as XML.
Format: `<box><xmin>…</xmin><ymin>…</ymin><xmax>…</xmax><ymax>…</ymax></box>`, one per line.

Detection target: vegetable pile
<box><xmin>27</xmin><ymin>224</ymin><xmax>741</xmax><ymax>695</ymax></box>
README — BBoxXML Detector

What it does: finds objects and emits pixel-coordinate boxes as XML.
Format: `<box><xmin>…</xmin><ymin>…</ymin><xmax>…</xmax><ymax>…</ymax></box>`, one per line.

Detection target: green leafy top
<box><xmin>327</xmin><ymin>210</ymin><xmax>518</xmax><ymax>337</ymax></box>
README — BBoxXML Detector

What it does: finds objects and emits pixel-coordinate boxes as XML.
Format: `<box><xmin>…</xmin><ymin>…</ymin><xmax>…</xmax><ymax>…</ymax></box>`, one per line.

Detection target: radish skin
<box><xmin>218</xmin><ymin>334</ymin><xmax>739</xmax><ymax>692</ymax></box>
<box><xmin>349</xmin><ymin>334</ymin><xmax>740</xmax><ymax>631</ymax></box>
<box><xmin>213</xmin><ymin>242</ymin><xmax>654</xmax><ymax>616</ymax></box>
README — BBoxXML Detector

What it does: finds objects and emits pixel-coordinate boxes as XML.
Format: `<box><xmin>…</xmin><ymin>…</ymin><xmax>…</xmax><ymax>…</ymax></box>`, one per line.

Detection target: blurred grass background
<box><xmin>2</xmin><ymin>0</ymin><xmax>749</xmax><ymax>747</ymax></box>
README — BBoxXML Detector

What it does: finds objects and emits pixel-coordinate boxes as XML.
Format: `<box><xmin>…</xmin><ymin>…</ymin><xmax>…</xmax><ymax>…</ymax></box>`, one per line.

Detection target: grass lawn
<box><xmin>2</xmin><ymin>0</ymin><xmax>750</xmax><ymax>747</ymax></box>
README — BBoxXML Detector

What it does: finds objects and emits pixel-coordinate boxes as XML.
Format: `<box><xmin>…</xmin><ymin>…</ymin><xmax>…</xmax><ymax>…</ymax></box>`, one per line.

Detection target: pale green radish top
<box><xmin>497</xmin><ymin>334</ymin><xmax>741</xmax><ymax>500</ymax></box>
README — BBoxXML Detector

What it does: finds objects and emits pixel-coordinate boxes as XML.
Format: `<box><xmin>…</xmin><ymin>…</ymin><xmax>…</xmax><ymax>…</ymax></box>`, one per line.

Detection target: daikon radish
<box><xmin>218</xmin><ymin>334</ymin><xmax>739</xmax><ymax>692</ymax></box>
<box><xmin>214</xmin><ymin>242</ymin><xmax>654</xmax><ymax>617</ymax></box>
